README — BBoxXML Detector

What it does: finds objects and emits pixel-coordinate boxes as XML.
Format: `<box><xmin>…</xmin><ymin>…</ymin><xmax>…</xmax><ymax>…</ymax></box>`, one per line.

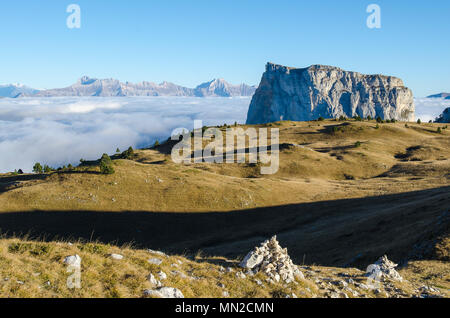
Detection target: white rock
<box><xmin>148</xmin><ymin>274</ymin><xmax>162</xmax><ymax>287</ymax></box>
<box><xmin>236</xmin><ymin>272</ymin><xmax>246</xmax><ymax>279</ymax></box>
<box><xmin>158</xmin><ymin>271</ymin><xmax>167</xmax><ymax>280</ymax></box>
<box><xmin>368</xmin><ymin>255</ymin><xmax>403</xmax><ymax>282</ymax></box>
<box><xmin>240</xmin><ymin>250</ymin><xmax>264</xmax><ymax>269</ymax></box>
<box><xmin>144</xmin><ymin>287</ymin><xmax>184</xmax><ymax>298</ymax></box>
<box><xmin>239</xmin><ymin>235</ymin><xmax>304</xmax><ymax>283</ymax></box>
<box><xmin>147</xmin><ymin>249</ymin><xmax>167</xmax><ymax>257</ymax></box>
<box><xmin>63</xmin><ymin>255</ymin><xmax>81</xmax><ymax>267</ymax></box>
<box><xmin>148</xmin><ymin>258</ymin><xmax>163</xmax><ymax>265</ymax></box>
<box><xmin>109</xmin><ymin>254</ymin><xmax>123</xmax><ymax>260</ymax></box>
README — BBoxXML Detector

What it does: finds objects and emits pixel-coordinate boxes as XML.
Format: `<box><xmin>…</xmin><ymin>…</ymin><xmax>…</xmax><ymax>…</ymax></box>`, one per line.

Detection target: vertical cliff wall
<box><xmin>246</xmin><ymin>63</ymin><xmax>415</xmax><ymax>124</ymax></box>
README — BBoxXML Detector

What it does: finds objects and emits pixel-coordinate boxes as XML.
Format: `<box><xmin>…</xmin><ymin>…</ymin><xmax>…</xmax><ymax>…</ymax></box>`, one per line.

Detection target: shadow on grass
<box><xmin>0</xmin><ymin>186</ymin><xmax>448</xmax><ymax>268</ymax></box>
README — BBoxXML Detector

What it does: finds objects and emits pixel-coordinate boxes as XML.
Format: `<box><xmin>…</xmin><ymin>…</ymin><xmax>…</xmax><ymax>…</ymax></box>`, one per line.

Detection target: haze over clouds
<box><xmin>0</xmin><ymin>97</ymin><xmax>250</xmax><ymax>172</ymax></box>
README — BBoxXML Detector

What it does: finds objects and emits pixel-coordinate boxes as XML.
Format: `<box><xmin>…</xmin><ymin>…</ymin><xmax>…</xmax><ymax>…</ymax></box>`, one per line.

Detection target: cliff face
<box><xmin>246</xmin><ymin>63</ymin><xmax>415</xmax><ymax>124</ymax></box>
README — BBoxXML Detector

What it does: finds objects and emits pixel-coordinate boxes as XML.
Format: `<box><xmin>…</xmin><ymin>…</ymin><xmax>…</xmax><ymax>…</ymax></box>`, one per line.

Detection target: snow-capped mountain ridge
<box><xmin>9</xmin><ymin>77</ymin><xmax>256</xmax><ymax>98</ymax></box>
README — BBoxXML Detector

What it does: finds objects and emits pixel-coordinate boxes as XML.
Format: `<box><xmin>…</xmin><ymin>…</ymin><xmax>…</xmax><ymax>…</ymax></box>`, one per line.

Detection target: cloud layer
<box><xmin>0</xmin><ymin>97</ymin><xmax>448</xmax><ymax>173</ymax></box>
<box><xmin>0</xmin><ymin>97</ymin><xmax>250</xmax><ymax>172</ymax></box>
<box><xmin>415</xmin><ymin>97</ymin><xmax>450</xmax><ymax>123</ymax></box>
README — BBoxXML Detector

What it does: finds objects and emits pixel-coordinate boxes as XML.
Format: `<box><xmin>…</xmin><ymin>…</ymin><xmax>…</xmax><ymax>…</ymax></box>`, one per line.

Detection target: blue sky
<box><xmin>0</xmin><ymin>0</ymin><xmax>449</xmax><ymax>97</ymax></box>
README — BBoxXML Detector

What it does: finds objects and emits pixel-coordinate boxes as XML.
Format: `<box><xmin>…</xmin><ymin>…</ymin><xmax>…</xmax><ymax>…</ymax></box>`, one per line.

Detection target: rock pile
<box><xmin>367</xmin><ymin>255</ymin><xmax>403</xmax><ymax>282</ymax></box>
<box><xmin>239</xmin><ymin>236</ymin><xmax>304</xmax><ymax>283</ymax></box>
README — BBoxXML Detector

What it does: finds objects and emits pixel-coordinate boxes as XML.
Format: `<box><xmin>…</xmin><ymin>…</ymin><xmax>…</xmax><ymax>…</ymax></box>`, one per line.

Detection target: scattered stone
<box><xmin>239</xmin><ymin>236</ymin><xmax>304</xmax><ymax>283</ymax></box>
<box><xmin>143</xmin><ymin>287</ymin><xmax>184</xmax><ymax>298</ymax></box>
<box><xmin>148</xmin><ymin>258</ymin><xmax>163</xmax><ymax>265</ymax></box>
<box><xmin>148</xmin><ymin>273</ymin><xmax>162</xmax><ymax>287</ymax></box>
<box><xmin>171</xmin><ymin>271</ymin><xmax>189</xmax><ymax>279</ymax></box>
<box><xmin>147</xmin><ymin>249</ymin><xmax>167</xmax><ymax>257</ymax></box>
<box><xmin>358</xmin><ymin>283</ymin><xmax>369</xmax><ymax>290</ymax></box>
<box><xmin>236</xmin><ymin>271</ymin><xmax>246</xmax><ymax>279</ymax></box>
<box><xmin>158</xmin><ymin>271</ymin><xmax>167</xmax><ymax>280</ymax></box>
<box><xmin>222</xmin><ymin>291</ymin><xmax>230</xmax><ymax>297</ymax></box>
<box><xmin>218</xmin><ymin>283</ymin><xmax>225</xmax><ymax>288</ymax></box>
<box><xmin>63</xmin><ymin>255</ymin><xmax>82</xmax><ymax>267</ymax></box>
<box><xmin>226</xmin><ymin>267</ymin><xmax>233</xmax><ymax>273</ymax></box>
<box><xmin>109</xmin><ymin>254</ymin><xmax>124</xmax><ymax>260</ymax></box>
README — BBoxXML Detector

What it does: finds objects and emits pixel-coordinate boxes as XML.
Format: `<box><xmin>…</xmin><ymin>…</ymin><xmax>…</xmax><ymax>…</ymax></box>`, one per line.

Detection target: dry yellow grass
<box><xmin>1</xmin><ymin>237</ymin><xmax>447</xmax><ymax>298</ymax></box>
<box><xmin>0</xmin><ymin>119</ymin><xmax>449</xmax><ymax>212</ymax></box>
<box><xmin>0</xmin><ymin>119</ymin><xmax>448</xmax><ymax>298</ymax></box>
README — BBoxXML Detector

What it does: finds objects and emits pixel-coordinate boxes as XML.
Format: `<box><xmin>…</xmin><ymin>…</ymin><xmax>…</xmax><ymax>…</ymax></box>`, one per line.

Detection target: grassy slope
<box><xmin>0</xmin><ymin>237</ymin><xmax>447</xmax><ymax>298</ymax></box>
<box><xmin>0</xmin><ymin>119</ymin><xmax>449</xmax><ymax>298</ymax></box>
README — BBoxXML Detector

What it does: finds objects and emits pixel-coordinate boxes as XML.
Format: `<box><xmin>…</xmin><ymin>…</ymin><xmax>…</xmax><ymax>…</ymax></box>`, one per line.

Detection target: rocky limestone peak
<box><xmin>79</xmin><ymin>76</ymin><xmax>97</xmax><ymax>85</ymax></box>
<box><xmin>239</xmin><ymin>235</ymin><xmax>304</xmax><ymax>283</ymax></box>
<box><xmin>247</xmin><ymin>62</ymin><xmax>415</xmax><ymax>124</ymax></box>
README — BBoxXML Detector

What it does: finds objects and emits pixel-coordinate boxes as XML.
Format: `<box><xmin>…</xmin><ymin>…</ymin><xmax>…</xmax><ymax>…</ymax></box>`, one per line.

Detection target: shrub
<box><xmin>354</xmin><ymin>115</ymin><xmax>362</xmax><ymax>121</ymax></box>
<box><xmin>376</xmin><ymin>116</ymin><xmax>383</xmax><ymax>123</ymax></box>
<box><xmin>375</xmin><ymin>124</ymin><xmax>380</xmax><ymax>129</ymax></box>
<box><xmin>354</xmin><ymin>141</ymin><xmax>361</xmax><ymax>148</ymax></box>
<box><xmin>43</xmin><ymin>165</ymin><xmax>52</xmax><ymax>173</ymax></box>
<box><xmin>367</xmin><ymin>116</ymin><xmax>372</xmax><ymax>121</ymax></box>
<box><xmin>121</xmin><ymin>146</ymin><xmax>134</xmax><ymax>159</ymax></box>
<box><xmin>417</xmin><ymin>119</ymin><xmax>421</xmax><ymax>124</ymax></box>
<box><xmin>33</xmin><ymin>163</ymin><xmax>43</xmax><ymax>174</ymax></box>
<box><xmin>437</xmin><ymin>127</ymin><xmax>442</xmax><ymax>134</ymax></box>
<box><xmin>317</xmin><ymin>116</ymin><xmax>325</xmax><ymax>121</ymax></box>
<box><xmin>153</xmin><ymin>140</ymin><xmax>160</xmax><ymax>148</ymax></box>
<box><xmin>100</xmin><ymin>153</ymin><xmax>115</xmax><ymax>175</ymax></box>
<box><xmin>339</xmin><ymin>115</ymin><xmax>347</xmax><ymax>121</ymax></box>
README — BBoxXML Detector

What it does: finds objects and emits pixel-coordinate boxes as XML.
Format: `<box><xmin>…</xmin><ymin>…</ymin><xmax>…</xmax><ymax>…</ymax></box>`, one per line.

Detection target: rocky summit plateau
<box><xmin>246</xmin><ymin>63</ymin><xmax>415</xmax><ymax>124</ymax></box>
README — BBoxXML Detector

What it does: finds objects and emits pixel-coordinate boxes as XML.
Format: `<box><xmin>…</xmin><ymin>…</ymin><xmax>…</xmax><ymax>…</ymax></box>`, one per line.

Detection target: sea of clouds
<box><xmin>0</xmin><ymin>96</ymin><xmax>448</xmax><ymax>173</ymax></box>
<box><xmin>0</xmin><ymin>96</ymin><xmax>251</xmax><ymax>172</ymax></box>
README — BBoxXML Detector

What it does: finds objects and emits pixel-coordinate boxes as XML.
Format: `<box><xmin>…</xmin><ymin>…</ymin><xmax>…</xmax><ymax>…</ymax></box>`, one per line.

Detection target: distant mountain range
<box><xmin>0</xmin><ymin>84</ymin><xmax>40</xmax><ymax>98</ymax></box>
<box><xmin>427</xmin><ymin>92</ymin><xmax>450</xmax><ymax>99</ymax></box>
<box><xmin>0</xmin><ymin>77</ymin><xmax>256</xmax><ymax>98</ymax></box>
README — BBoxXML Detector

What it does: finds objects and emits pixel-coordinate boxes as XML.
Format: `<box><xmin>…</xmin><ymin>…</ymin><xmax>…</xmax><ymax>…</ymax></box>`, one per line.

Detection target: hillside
<box><xmin>0</xmin><ymin>118</ymin><xmax>449</xmax><ymax>298</ymax></box>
